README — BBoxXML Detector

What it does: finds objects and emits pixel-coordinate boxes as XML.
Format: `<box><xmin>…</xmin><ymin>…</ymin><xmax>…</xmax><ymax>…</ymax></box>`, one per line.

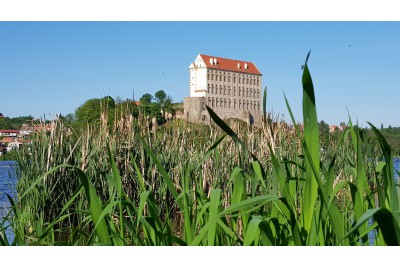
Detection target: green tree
<box><xmin>154</xmin><ymin>90</ymin><xmax>166</xmax><ymax>103</ymax></box>
<box><xmin>140</xmin><ymin>93</ymin><xmax>153</xmax><ymax>106</ymax></box>
<box><xmin>75</xmin><ymin>96</ymin><xmax>115</xmax><ymax>125</ymax></box>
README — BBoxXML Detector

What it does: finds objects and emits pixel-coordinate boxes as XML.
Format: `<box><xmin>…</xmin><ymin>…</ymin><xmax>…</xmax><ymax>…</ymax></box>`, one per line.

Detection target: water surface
<box><xmin>0</xmin><ymin>160</ymin><xmax>17</xmax><ymax>244</ymax></box>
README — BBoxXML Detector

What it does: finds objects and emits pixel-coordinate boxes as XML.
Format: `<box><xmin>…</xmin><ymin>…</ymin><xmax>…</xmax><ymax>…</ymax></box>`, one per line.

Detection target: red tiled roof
<box><xmin>199</xmin><ymin>54</ymin><xmax>262</xmax><ymax>75</ymax></box>
<box><xmin>0</xmin><ymin>137</ymin><xmax>14</xmax><ymax>143</ymax></box>
<box><xmin>0</xmin><ymin>129</ymin><xmax>20</xmax><ymax>133</ymax></box>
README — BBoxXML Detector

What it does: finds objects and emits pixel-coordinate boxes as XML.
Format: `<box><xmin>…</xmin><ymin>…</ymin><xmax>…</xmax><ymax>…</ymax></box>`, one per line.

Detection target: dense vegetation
<box><xmin>0</xmin><ymin>54</ymin><xmax>399</xmax><ymax>246</ymax></box>
<box><xmin>0</xmin><ymin>116</ymin><xmax>34</xmax><ymax>130</ymax></box>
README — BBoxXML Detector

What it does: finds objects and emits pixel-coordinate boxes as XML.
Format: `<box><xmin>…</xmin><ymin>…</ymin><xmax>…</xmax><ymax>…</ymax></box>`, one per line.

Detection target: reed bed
<box><xmin>1</xmin><ymin>53</ymin><xmax>399</xmax><ymax>245</ymax></box>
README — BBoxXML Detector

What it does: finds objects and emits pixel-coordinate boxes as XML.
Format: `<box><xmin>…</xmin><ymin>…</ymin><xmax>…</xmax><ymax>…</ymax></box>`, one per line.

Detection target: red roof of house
<box><xmin>0</xmin><ymin>137</ymin><xmax>14</xmax><ymax>143</ymax></box>
<box><xmin>0</xmin><ymin>129</ymin><xmax>20</xmax><ymax>133</ymax></box>
<box><xmin>0</xmin><ymin>137</ymin><xmax>31</xmax><ymax>144</ymax></box>
<box><xmin>199</xmin><ymin>54</ymin><xmax>262</xmax><ymax>75</ymax></box>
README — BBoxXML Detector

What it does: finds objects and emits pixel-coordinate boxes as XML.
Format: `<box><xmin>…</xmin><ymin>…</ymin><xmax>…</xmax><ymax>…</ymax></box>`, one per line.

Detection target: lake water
<box><xmin>0</xmin><ymin>160</ymin><xmax>17</xmax><ymax>244</ymax></box>
<box><xmin>0</xmin><ymin>159</ymin><xmax>399</xmax><ymax>245</ymax></box>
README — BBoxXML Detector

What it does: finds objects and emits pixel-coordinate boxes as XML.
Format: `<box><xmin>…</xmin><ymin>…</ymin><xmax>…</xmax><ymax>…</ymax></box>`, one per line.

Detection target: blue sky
<box><xmin>1</xmin><ymin>21</ymin><xmax>399</xmax><ymax>127</ymax></box>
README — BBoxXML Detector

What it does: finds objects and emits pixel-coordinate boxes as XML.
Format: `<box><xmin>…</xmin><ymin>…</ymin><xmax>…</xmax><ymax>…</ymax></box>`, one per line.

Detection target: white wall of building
<box><xmin>189</xmin><ymin>55</ymin><xmax>208</xmax><ymax>97</ymax></box>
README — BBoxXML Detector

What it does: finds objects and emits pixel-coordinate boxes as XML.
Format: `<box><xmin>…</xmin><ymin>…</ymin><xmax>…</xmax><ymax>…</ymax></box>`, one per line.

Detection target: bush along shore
<box><xmin>1</xmin><ymin>52</ymin><xmax>399</xmax><ymax>246</ymax></box>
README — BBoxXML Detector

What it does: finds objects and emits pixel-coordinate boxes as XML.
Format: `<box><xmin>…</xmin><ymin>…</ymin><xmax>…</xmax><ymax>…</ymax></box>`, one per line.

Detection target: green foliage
<box><xmin>0</xmin><ymin>116</ymin><xmax>34</xmax><ymax>130</ymax></box>
<box><xmin>154</xmin><ymin>90</ymin><xmax>166</xmax><ymax>103</ymax></box>
<box><xmin>75</xmin><ymin>96</ymin><xmax>115</xmax><ymax>124</ymax></box>
<box><xmin>2</xmin><ymin>53</ymin><xmax>399</xmax><ymax>246</ymax></box>
<box><xmin>0</xmin><ymin>149</ymin><xmax>18</xmax><ymax>161</ymax></box>
<box><xmin>139</xmin><ymin>93</ymin><xmax>153</xmax><ymax>106</ymax></box>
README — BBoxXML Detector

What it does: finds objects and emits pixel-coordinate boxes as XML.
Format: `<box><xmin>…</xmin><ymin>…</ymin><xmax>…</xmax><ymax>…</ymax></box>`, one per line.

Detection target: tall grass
<box><xmin>1</xmin><ymin>52</ymin><xmax>399</xmax><ymax>245</ymax></box>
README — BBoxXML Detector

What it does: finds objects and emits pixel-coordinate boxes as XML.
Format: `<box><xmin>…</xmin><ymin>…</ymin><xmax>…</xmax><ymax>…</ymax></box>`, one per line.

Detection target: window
<box><xmin>247</xmin><ymin>78</ymin><xmax>249</xmax><ymax>84</ymax></box>
<box><xmin>233</xmin><ymin>87</ymin><xmax>236</xmax><ymax>96</ymax></box>
<box><xmin>228</xmin><ymin>76</ymin><xmax>231</xmax><ymax>82</ymax></box>
<box><xmin>239</xmin><ymin>88</ymin><xmax>241</xmax><ymax>96</ymax></box>
<box><xmin>220</xmin><ymin>75</ymin><xmax>222</xmax><ymax>82</ymax></box>
<box><xmin>228</xmin><ymin>87</ymin><xmax>231</xmax><ymax>96</ymax></box>
<box><xmin>224</xmin><ymin>86</ymin><xmax>226</xmax><ymax>95</ymax></box>
<box><xmin>243</xmin><ymin>78</ymin><xmax>245</xmax><ymax>84</ymax></box>
<box><xmin>239</xmin><ymin>100</ymin><xmax>241</xmax><ymax>109</ymax></box>
<box><xmin>211</xmin><ymin>85</ymin><xmax>214</xmax><ymax>94</ymax></box>
<box><xmin>224</xmin><ymin>76</ymin><xmax>226</xmax><ymax>82</ymax></box>
<box><xmin>216</xmin><ymin>98</ymin><xmax>219</xmax><ymax>107</ymax></box>
<box><xmin>234</xmin><ymin>99</ymin><xmax>236</xmax><ymax>108</ymax></box>
<box><xmin>229</xmin><ymin>99</ymin><xmax>231</xmax><ymax>108</ymax></box>
<box><xmin>234</xmin><ymin>77</ymin><xmax>237</xmax><ymax>83</ymax></box>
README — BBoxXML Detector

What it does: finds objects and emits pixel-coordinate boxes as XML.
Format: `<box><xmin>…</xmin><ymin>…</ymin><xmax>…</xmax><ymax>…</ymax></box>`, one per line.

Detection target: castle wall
<box><xmin>184</xmin><ymin>97</ymin><xmax>262</xmax><ymax>126</ymax></box>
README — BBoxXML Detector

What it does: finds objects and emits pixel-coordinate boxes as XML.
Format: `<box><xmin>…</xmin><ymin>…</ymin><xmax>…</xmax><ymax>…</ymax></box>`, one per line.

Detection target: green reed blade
<box><xmin>74</xmin><ymin>167</ymin><xmax>112</xmax><ymax>245</ymax></box>
<box><xmin>206</xmin><ymin>105</ymin><xmax>259</xmax><ymax>161</ymax></box>
<box><xmin>368</xmin><ymin>122</ymin><xmax>399</xmax><ymax>223</ymax></box>
<box><xmin>263</xmin><ymin>86</ymin><xmax>267</xmax><ymax>126</ymax></box>
<box><xmin>372</xmin><ymin>208</ymin><xmax>400</xmax><ymax>245</ymax></box>
<box><xmin>191</xmin><ymin>195</ymin><xmax>279</xmax><ymax>246</ymax></box>
<box><xmin>302</xmin><ymin>143</ymin><xmax>346</xmax><ymax>243</ymax></box>
<box><xmin>301</xmin><ymin>51</ymin><xmax>320</xmax><ymax>239</ymax></box>
<box><xmin>283</xmin><ymin>92</ymin><xmax>301</xmax><ymax>138</ymax></box>
<box><xmin>208</xmin><ymin>188</ymin><xmax>221</xmax><ymax>246</ymax></box>
<box><xmin>139</xmin><ymin>136</ymin><xmax>183</xmax><ymax>210</ymax></box>
<box><xmin>107</xmin><ymin>144</ymin><xmax>124</xmax><ymax>243</ymax></box>
<box><xmin>243</xmin><ymin>217</ymin><xmax>262</xmax><ymax>246</ymax></box>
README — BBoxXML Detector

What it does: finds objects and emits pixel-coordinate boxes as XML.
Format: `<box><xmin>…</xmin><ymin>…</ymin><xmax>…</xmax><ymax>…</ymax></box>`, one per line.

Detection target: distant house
<box><xmin>0</xmin><ymin>137</ymin><xmax>32</xmax><ymax>152</ymax></box>
<box><xmin>0</xmin><ymin>129</ymin><xmax>20</xmax><ymax>137</ymax></box>
<box><xmin>19</xmin><ymin>124</ymin><xmax>33</xmax><ymax>137</ymax></box>
<box><xmin>329</xmin><ymin>125</ymin><xmax>338</xmax><ymax>133</ymax></box>
<box><xmin>329</xmin><ymin>124</ymin><xmax>346</xmax><ymax>133</ymax></box>
<box><xmin>0</xmin><ymin>113</ymin><xmax>4</xmax><ymax>118</ymax></box>
<box><xmin>33</xmin><ymin>123</ymin><xmax>55</xmax><ymax>132</ymax></box>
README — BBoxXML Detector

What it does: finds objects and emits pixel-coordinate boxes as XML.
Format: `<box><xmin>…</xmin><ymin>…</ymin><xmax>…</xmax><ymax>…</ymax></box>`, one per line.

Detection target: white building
<box><xmin>184</xmin><ymin>54</ymin><xmax>263</xmax><ymax>124</ymax></box>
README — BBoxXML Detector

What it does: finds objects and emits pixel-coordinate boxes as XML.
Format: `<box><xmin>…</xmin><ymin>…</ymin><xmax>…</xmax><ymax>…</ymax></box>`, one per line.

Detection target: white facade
<box><xmin>189</xmin><ymin>55</ymin><xmax>208</xmax><ymax>97</ymax></box>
